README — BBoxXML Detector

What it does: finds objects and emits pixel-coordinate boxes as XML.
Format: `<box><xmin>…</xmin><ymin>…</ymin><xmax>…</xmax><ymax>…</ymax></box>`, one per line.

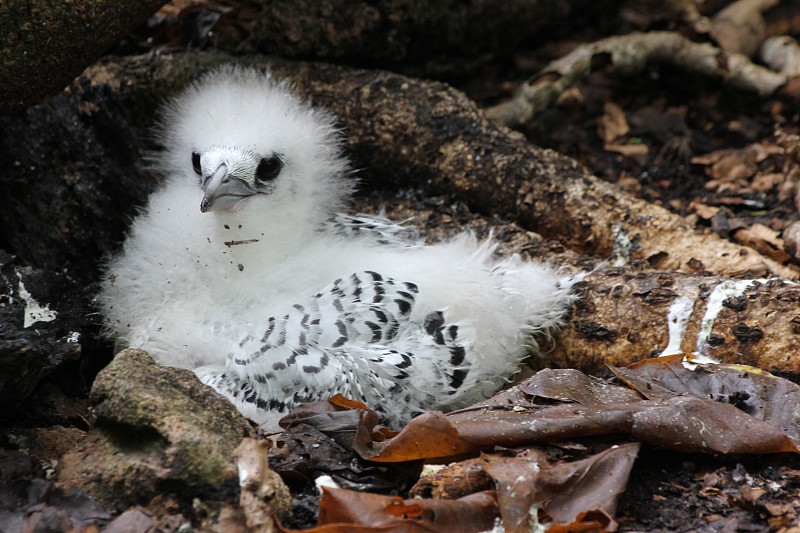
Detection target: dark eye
<box><xmin>191</xmin><ymin>152</ymin><xmax>202</xmax><ymax>175</ymax></box>
<box><xmin>256</xmin><ymin>155</ymin><xmax>283</xmax><ymax>182</ymax></box>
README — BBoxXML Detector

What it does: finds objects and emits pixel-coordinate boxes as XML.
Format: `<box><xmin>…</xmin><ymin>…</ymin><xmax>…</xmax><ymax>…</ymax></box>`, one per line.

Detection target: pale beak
<box><xmin>200</xmin><ymin>164</ymin><xmax>257</xmax><ymax>212</ymax></box>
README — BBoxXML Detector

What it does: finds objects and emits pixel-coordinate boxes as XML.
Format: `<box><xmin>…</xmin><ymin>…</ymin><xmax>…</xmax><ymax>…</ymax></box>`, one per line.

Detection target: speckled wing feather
<box><xmin>327</xmin><ymin>213</ymin><xmax>420</xmax><ymax>247</ymax></box>
<box><xmin>200</xmin><ymin>270</ymin><xmax>474</xmax><ymax>428</ymax></box>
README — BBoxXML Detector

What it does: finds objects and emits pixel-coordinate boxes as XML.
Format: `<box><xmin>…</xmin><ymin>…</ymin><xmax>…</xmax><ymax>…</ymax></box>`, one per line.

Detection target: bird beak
<box><xmin>200</xmin><ymin>164</ymin><xmax>257</xmax><ymax>212</ymax></box>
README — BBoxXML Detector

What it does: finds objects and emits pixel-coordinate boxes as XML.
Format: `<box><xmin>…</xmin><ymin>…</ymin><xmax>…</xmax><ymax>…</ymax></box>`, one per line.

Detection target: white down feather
<box><xmin>99</xmin><ymin>66</ymin><xmax>578</xmax><ymax>429</ymax></box>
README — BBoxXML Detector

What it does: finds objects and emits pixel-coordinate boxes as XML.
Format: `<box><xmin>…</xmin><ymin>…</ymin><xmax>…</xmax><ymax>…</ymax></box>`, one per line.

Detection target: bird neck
<box><xmin>205</xmin><ymin>206</ymin><xmax>320</xmax><ymax>270</ymax></box>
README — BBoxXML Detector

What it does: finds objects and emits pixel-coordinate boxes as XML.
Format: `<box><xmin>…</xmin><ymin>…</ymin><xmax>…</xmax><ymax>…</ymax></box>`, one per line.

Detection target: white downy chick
<box><xmin>99</xmin><ymin>66</ymin><xmax>578</xmax><ymax>429</ymax></box>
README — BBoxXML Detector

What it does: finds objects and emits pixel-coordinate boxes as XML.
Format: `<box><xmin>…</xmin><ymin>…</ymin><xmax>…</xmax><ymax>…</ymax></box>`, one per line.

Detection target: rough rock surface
<box><xmin>0</xmin><ymin>80</ymin><xmax>158</xmax><ymax>288</ymax></box>
<box><xmin>0</xmin><ymin>250</ymin><xmax>95</xmax><ymax>416</ymax></box>
<box><xmin>0</xmin><ymin>0</ymin><xmax>165</xmax><ymax>112</ymax></box>
<box><xmin>57</xmin><ymin>349</ymin><xmax>253</xmax><ymax>507</ymax></box>
<box><xmin>243</xmin><ymin>0</ymin><xmax>595</xmax><ymax>77</ymax></box>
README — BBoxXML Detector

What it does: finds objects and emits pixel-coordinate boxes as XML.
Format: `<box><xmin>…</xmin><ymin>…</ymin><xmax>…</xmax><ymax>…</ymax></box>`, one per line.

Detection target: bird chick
<box><xmin>99</xmin><ymin>66</ymin><xmax>578</xmax><ymax>429</ymax></box>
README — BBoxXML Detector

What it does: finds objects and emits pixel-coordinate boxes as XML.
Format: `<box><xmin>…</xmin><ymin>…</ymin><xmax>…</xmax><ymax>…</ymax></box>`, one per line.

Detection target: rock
<box><xmin>0</xmin><ymin>0</ymin><xmax>165</xmax><ymax>112</ymax></box>
<box><xmin>58</xmin><ymin>349</ymin><xmax>253</xmax><ymax>507</ymax></box>
<box><xmin>0</xmin><ymin>80</ymin><xmax>158</xmax><ymax>288</ymax></box>
<box><xmin>0</xmin><ymin>69</ymin><xmax>159</xmax><ymax>424</ymax></box>
<box><xmin>239</xmin><ymin>0</ymin><xmax>599</xmax><ymax>78</ymax></box>
<box><xmin>0</xmin><ymin>250</ymin><xmax>95</xmax><ymax>416</ymax></box>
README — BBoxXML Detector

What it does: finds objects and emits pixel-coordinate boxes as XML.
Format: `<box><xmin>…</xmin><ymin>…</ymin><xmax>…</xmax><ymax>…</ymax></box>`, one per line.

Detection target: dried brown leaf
<box><xmin>280</xmin><ymin>397</ymin><xmax>385</xmax><ymax>451</ymax></box>
<box><xmin>481</xmin><ymin>444</ymin><xmax>639</xmax><ymax>532</ymax></box>
<box><xmin>733</xmin><ymin>223</ymin><xmax>791</xmax><ymax>262</ymax></box>
<box><xmin>630</xmin><ymin>395</ymin><xmax>799</xmax><ymax>454</ymax></box>
<box><xmin>273</xmin><ymin>398</ymin><xmax>418</xmax><ymax>495</ymax></box>
<box><xmin>282</xmin><ymin>487</ymin><xmax>498</xmax><ymax>533</ymax></box>
<box><xmin>522</xmin><ymin>368</ymin><xmax>642</xmax><ymax>405</ymax></box>
<box><xmin>689</xmin><ymin>200</ymin><xmax>720</xmax><ymax>220</ymax></box>
<box><xmin>604</xmin><ymin>143</ymin><xmax>649</xmax><ymax>157</ymax></box>
<box><xmin>356</xmin><ymin>411</ymin><xmax>478</xmax><ymax>462</ymax></box>
<box><xmin>480</xmin><ymin>448</ymin><xmax>548</xmax><ymax>533</ymax></box>
<box><xmin>448</xmin><ymin>404</ymin><xmax>635</xmax><ymax>450</ymax></box>
<box><xmin>610</xmin><ymin>354</ymin><xmax>800</xmax><ymax>440</ymax></box>
<box><xmin>535</xmin><ymin>444</ymin><xmax>638</xmax><ymax>526</ymax></box>
<box><xmin>750</xmin><ymin>172</ymin><xmax>785</xmax><ymax>192</ymax></box>
<box><xmin>545</xmin><ymin>510</ymin><xmax>615</xmax><ymax>532</ymax></box>
<box><xmin>299</xmin><ymin>363</ymin><xmax>800</xmax><ymax>466</ymax></box>
<box><xmin>597</xmin><ymin>102</ymin><xmax>629</xmax><ymax>145</ymax></box>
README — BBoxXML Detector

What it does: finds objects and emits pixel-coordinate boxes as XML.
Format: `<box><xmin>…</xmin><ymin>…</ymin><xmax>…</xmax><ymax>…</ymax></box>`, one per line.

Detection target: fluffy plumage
<box><xmin>99</xmin><ymin>66</ymin><xmax>577</xmax><ymax>429</ymax></box>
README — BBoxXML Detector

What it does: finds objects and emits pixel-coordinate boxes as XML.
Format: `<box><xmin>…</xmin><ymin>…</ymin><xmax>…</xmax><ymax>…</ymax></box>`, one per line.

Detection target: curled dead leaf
<box><xmin>733</xmin><ymin>223</ymin><xmax>791</xmax><ymax>263</ymax></box>
<box><xmin>481</xmin><ymin>444</ymin><xmax>639</xmax><ymax>533</ymax></box>
<box><xmin>278</xmin><ymin>487</ymin><xmax>498</xmax><ymax>533</ymax></box>
<box><xmin>610</xmin><ymin>354</ymin><xmax>800</xmax><ymax>440</ymax></box>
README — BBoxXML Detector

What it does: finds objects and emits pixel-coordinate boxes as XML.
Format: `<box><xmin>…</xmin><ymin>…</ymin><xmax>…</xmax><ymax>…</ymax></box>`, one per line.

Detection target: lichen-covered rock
<box><xmin>58</xmin><ymin>349</ymin><xmax>253</xmax><ymax>506</ymax></box>
<box><xmin>0</xmin><ymin>0</ymin><xmax>165</xmax><ymax>112</ymax></box>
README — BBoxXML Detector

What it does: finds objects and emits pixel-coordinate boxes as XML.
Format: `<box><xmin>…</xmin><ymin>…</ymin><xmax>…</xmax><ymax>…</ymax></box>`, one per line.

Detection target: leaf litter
<box><xmin>269</xmin><ymin>356</ymin><xmax>800</xmax><ymax>531</ymax></box>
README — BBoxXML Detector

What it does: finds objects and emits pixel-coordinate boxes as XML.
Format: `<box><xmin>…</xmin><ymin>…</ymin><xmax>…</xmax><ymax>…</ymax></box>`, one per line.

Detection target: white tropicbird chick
<box><xmin>99</xmin><ymin>66</ymin><xmax>578</xmax><ymax>429</ymax></box>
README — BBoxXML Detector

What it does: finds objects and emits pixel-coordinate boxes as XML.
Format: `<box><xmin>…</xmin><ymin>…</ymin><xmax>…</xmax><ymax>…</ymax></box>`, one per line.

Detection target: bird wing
<box><xmin>326</xmin><ymin>213</ymin><xmax>420</xmax><ymax>247</ymax></box>
<box><xmin>199</xmin><ymin>270</ymin><xmax>474</xmax><ymax>428</ymax></box>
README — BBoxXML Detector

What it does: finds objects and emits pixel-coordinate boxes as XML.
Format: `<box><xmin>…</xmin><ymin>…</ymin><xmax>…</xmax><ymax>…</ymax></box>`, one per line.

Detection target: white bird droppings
<box><xmin>315</xmin><ymin>475</ymin><xmax>340</xmax><ymax>493</ymax></box>
<box><xmin>659</xmin><ymin>296</ymin><xmax>695</xmax><ymax>357</ymax></box>
<box><xmin>16</xmin><ymin>271</ymin><xmax>57</xmax><ymax>328</ymax></box>
<box><xmin>657</xmin><ymin>279</ymin><xmax>763</xmax><ymax>369</ymax></box>
<box><xmin>695</xmin><ymin>279</ymin><xmax>759</xmax><ymax>358</ymax></box>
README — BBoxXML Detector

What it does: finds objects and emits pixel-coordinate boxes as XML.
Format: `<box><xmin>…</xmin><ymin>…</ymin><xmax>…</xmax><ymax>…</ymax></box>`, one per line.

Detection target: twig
<box><xmin>486</xmin><ymin>31</ymin><xmax>787</xmax><ymax>130</ymax></box>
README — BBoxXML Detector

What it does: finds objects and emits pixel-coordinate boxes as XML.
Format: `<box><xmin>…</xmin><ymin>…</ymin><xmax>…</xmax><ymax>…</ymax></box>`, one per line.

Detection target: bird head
<box><xmin>155</xmin><ymin>65</ymin><xmax>352</xmax><ymax>222</ymax></box>
<box><xmin>193</xmin><ymin>145</ymin><xmax>283</xmax><ymax>213</ymax></box>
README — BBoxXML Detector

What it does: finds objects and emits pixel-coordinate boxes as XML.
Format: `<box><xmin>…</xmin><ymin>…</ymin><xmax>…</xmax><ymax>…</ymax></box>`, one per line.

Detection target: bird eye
<box><xmin>256</xmin><ymin>155</ymin><xmax>283</xmax><ymax>182</ymax></box>
<box><xmin>191</xmin><ymin>152</ymin><xmax>202</xmax><ymax>175</ymax></box>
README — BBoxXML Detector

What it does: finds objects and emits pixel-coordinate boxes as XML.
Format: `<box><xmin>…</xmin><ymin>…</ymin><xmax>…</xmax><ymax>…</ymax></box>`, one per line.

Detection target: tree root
<box><xmin>486</xmin><ymin>31</ymin><xmax>789</xmax><ymax>130</ymax></box>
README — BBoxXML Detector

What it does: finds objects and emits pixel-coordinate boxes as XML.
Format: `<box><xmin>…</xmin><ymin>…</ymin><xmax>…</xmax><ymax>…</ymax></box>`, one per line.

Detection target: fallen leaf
<box><xmin>546</xmin><ymin>510</ymin><xmax>616</xmax><ymax>532</ymax></box>
<box><xmin>278</xmin><ymin>488</ymin><xmax>498</xmax><ymax>533</ymax></box>
<box><xmin>604</xmin><ymin>143</ymin><xmax>649</xmax><ymax>157</ymax></box>
<box><xmin>355</xmin><ymin>365</ymin><xmax>800</xmax><ymax>462</ymax></box>
<box><xmin>103</xmin><ymin>507</ymin><xmax>154</xmax><ymax>533</ymax></box>
<box><xmin>329</xmin><ymin>394</ymin><xmax>371</xmax><ymax>411</ymax></box>
<box><xmin>535</xmin><ymin>444</ymin><xmax>638</xmax><ymax>527</ymax></box>
<box><xmin>273</xmin><ymin>400</ymin><xmax>420</xmax><ymax>495</ymax></box>
<box><xmin>733</xmin><ymin>223</ymin><xmax>791</xmax><ymax>262</ymax></box>
<box><xmin>481</xmin><ymin>444</ymin><xmax>639</xmax><ymax>532</ymax></box>
<box><xmin>693</xmin><ymin>146</ymin><xmax>761</xmax><ymax>189</ymax></box>
<box><xmin>750</xmin><ymin>172</ymin><xmax>785</xmax><ymax>192</ymax></box>
<box><xmin>280</xmin><ymin>397</ymin><xmax>385</xmax><ymax>450</ymax></box>
<box><xmin>597</xmin><ymin>102</ymin><xmax>629</xmax><ymax>145</ymax></box>
<box><xmin>356</xmin><ymin>411</ymin><xmax>478</xmax><ymax>462</ymax></box>
<box><xmin>630</xmin><ymin>395</ymin><xmax>799</xmax><ymax>454</ymax></box>
<box><xmin>522</xmin><ymin>368</ymin><xmax>642</xmax><ymax>405</ymax></box>
<box><xmin>480</xmin><ymin>448</ymin><xmax>548</xmax><ymax>533</ymax></box>
<box><xmin>688</xmin><ymin>200</ymin><xmax>720</xmax><ymax>220</ymax></box>
<box><xmin>610</xmin><ymin>354</ymin><xmax>800</xmax><ymax>440</ymax></box>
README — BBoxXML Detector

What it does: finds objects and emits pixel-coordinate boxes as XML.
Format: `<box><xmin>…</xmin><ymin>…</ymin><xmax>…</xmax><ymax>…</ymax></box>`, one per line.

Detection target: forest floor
<box><xmin>4</xmin><ymin>1</ymin><xmax>800</xmax><ymax>532</ymax></box>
